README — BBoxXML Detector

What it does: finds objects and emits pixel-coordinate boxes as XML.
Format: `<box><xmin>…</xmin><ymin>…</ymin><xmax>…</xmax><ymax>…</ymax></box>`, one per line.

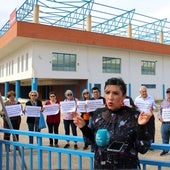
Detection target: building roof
<box><xmin>1</xmin><ymin>0</ymin><xmax>170</xmax><ymax>44</ymax></box>
<box><xmin>1</xmin><ymin>21</ymin><xmax>170</xmax><ymax>58</ymax></box>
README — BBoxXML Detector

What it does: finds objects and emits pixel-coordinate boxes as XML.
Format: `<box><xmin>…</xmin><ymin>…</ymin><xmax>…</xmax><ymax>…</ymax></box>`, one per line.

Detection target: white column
<box><xmin>86</xmin><ymin>15</ymin><xmax>91</xmax><ymax>31</ymax></box>
<box><xmin>127</xmin><ymin>24</ymin><xmax>132</xmax><ymax>38</ymax></box>
<box><xmin>159</xmin><ymin>31</ymin><xmax>163</xmax><ymax>43</ymax></box>
<box><xmin>33</xmin><ymin>4</ymin><xmax>39</xmax><ymax>23</ymax></box>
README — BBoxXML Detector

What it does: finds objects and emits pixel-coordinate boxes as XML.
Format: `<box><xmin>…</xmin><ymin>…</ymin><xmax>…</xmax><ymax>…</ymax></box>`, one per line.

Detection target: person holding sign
<box><xmin>62</xmin><ymin>90</ymin><xmax>78</xmax><ymax>149</ymax></box>
<box><xmin>25</xmin><ymin>90</ymin><xmax>43</xmax><ymax>144</ymax></box>
<box><xmin>73</xmin><ymin>77</ymin><xmax>152</xmax><ymax>169</ymax></box>
<box><xmin>158</xmin><ymin>88</ymin><xmax>170</xmax><ymax>156</ymax></box>
<box><xmin>134</xmin><ymin>86</ymin><xmax>156</xmax><ymax>146</ymax></box>
<box><xmin>3</xmin><ymin>90</ymin><xmax>22</xmax><ymax>141</ymax></box>
<box><xmin>124</xmin><ymin>96</ymin><xmax>136</xmax><ymax>108</ymax></box>
<box><xmin>44</xmin><ymin>91</ymin><xmax>60</xmax><ymax>147</ymax></box>
<box><xmin>81</xmin><ymin>89</ymin><xmax>91</xmax><ymax>150</ymax></box>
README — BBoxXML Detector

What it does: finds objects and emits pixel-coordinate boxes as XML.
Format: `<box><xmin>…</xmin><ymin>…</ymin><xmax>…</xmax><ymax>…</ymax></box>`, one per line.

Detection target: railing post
<box><xmin>37</xmin><ymin>137</ymin><xmax>43</xmax><ymax>170</ymax></box>
<box><xmin>0</xmin><ymin>143</ymin><xmax>2</xmax><ymax>169</ymax></box>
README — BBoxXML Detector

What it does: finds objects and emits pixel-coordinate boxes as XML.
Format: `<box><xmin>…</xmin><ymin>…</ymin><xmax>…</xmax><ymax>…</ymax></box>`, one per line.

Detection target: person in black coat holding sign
<box><xmin>25</xmin><ymin>90</ymin><xmax>43</xmax><ymax>144</ymax></box>
<box><xmin>3</xmin><ymin>90</ymin><xmax>21</xmax><ymax>141</ymax></box>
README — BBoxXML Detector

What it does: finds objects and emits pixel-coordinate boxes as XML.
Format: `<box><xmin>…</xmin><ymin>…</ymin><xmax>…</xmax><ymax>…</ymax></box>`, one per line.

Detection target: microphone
<box><xmin>95</xmin><ymin>129</ymin><xmax>110</xmax><ymax>147</ymax></box>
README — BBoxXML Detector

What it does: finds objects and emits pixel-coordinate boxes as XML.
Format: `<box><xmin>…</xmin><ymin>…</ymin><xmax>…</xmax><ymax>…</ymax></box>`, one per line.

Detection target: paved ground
<box><xmin>1</xmin><ymin>111</ymin><xmax>170</xmax><ymax>169</ymax></box>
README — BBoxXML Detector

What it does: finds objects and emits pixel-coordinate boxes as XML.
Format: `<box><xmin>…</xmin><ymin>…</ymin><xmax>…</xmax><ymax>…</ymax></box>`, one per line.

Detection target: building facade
<box><xmin>0</xmin><ymin>21</ymin><xmax>170</xmax><ymax>100</ymax></box>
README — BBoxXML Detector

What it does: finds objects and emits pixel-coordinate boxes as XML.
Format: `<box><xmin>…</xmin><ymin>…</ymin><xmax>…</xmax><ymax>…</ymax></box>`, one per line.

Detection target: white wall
<box><xmin>1</xmin><ymin>40</ymin><xmax>170</xmax><ymax>100</ymax></box>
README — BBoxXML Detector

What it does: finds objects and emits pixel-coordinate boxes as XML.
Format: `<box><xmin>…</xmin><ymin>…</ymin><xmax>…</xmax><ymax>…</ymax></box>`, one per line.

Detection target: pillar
<box><xmin>86</xmin><ymin>15</ymin><xmax>91</xmax><ymax>31</ymax></box>
<box><xmin>15</xmin><ymin>80</ymin><xmax>20</xmax><ymax>100</ymax></box>
<box><xmin>159</xmin><ymin>31</ymin><xmax>163</xmax><ymax>44</ymax></box>
<box><xmin>4</xmin><ymin>82</ymin><xmax>9</xmax><ymax>99</ymax></box>
<box><xmin>33</xmin><ymin>4</ymin><xmax>39</xmax><ymax>23</ymax></box>
<box><xmin>127</xmin><ymin>24</ymin><xmax>132</xmax><ymax>38</ymax></box>
<box><xmin>32</xmin><ymin>78</ymin><xmax>38</xmax><ymax>91</ymax></box>
<box><xmin>127</xmin><ymin>83</ymin><xmax>131</xmax><ymax>97</ymax></box>
<box><xmin>163</xmin><ymin>84</ymin><xmax>165</xmax><ymax>99</ymax></box>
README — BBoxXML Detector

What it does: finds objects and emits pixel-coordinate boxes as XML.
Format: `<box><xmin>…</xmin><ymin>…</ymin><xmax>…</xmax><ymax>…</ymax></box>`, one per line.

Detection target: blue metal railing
<box><xmin>0</xmin><ymin>128</ymin><xmax>170</xmax><ymax>170</ymax></box>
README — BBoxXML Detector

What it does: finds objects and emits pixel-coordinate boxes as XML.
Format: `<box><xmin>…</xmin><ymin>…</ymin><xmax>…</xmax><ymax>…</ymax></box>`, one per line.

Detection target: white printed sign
<box><xmin>86</xmin><ymin>99</ymin><xmax>104</xmax><ymax>112</ymax></box>
<box><xmin>162</xmin><ymin>108</ymin><xmax>170</xmax><ymax>122</ymax></box>
<box><xmin>43</xmin><ymin>104</ymin><xmax>59</xmax><ymax>115</ymax></box>
<box><xmin>124</xmin><ymin>98</ymin><xmax>130</xmax><ymax>107</ymax></box>
<box><xmin>25</xmin><ymin>106</ymin><xmax>41</xmax><ymax>117</ymax></box>
<box><xmin>77</xmin><ymin>99</ymin><xmax>104</xmax><ymax>112</ymax></box>
<box><xmin>60</xmin><ymin>101</ymin><xmax>76</xmax><ymax>113</ymax></box>
<box><xmin>5</xmin><ymin>104</ymin><xmax>22</xmax><ymax>117</ymax></box>
<box><xmin>76</xmin><ymin>101</ymin><xmax>87</xmax><ymax>112</ymax></box>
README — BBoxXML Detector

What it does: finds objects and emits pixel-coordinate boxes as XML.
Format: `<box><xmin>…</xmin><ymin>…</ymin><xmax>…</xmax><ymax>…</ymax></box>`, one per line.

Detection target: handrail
<box><xmin>0</xmin><ymin>128</ymin><xmax>170</xmax><ymax>170</ymax></box>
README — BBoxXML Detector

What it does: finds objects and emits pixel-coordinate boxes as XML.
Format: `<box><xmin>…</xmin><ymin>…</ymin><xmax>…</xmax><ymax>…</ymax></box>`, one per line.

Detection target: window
<box><xmin>11</xmin><ymin>60</ymin><xmax>14</xmax><ymax>75</ymax></box>
<box><xmin>0</xmin><ymin>65</ymin><xmax>4</xmax><ymax>77</ymax></box>
<box><xmin>6</xmin><ymin>63</ymin><xmax>8</xmax><ymax>76</ymax></box>
<box><xmin>25</xmin><ymin>53</ymin><xmax>29</xmax><ymax>71</ymax></box>
<box><xmin>8</xmin><ymin>61</ymin><xmax>11</xmax><ymax>75</ymax></box>
<box><xmin>17</xmin><ymin>57</ymin><xmax>20</xmax><ymax>73</ymax></box>
<box><xmin>141</xmin><ymin>60</ymin><xmax>156</xmax><ymax>75</ymax></box>
<box><xmin>52</xmin><ymin>52</ymin><xmax>76</xmax><ymax>71</ymax></box>
<box><xmin>102</xmin><ymin>57</ymin><xmax>121</xmax><ymax>73</ymax></box>
<box><xmin>21</xmin><ymin>55</ymin><xmax>24</xmax><ymax>72</ymax></box>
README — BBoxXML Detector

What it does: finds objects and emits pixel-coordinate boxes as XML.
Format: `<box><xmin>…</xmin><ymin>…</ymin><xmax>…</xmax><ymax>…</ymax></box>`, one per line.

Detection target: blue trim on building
<box><xmin>15</xmin><ymin>80</ymin><xmax>20</xmax><ymax>100</ymax></box>
<box><xmin>32</xmin><ymin>78</ymin><xmax>38</xmax><ymax>91</ymax></box>
<box><xmin>4</xmin><ymin>82</ymin><xmax>9</xmax><ymax>98</ymax></box>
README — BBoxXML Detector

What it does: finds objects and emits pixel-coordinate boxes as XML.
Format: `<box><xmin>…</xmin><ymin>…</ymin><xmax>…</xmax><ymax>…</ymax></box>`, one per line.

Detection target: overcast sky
<box><xmin>1</xmin><ymin>0</ymin><xmax>170</xmax><ymax>28</ymax></box>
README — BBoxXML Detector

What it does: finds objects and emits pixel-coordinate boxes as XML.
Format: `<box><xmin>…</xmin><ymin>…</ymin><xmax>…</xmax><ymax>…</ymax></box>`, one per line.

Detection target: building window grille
<box><xmin>52</xmin><ymin>52</ymin><xmax>76</xmax><ymax>71</ymax></box>
<box><xmin>102</xmin><ymin>57</ymin><xmax>121</xmax><ymax>73</ymax></box>
<box><xmin>141</xmin><ymin>60</ymin><xmax>156</xmax><ymax>75</ymax></box>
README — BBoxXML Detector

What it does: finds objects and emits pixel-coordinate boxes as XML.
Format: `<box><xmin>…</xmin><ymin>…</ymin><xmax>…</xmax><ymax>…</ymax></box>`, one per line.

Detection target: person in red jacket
<box><xmin>45</xmin><ymin>91</ymin><xmax>60</xmax><ymax>147</ymax></box>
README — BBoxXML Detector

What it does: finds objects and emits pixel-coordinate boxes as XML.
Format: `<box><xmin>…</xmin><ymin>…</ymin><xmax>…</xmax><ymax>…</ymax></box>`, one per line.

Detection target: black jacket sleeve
<box><xmin>80</xmin><ymin>125</ymin><xmax>95</xmax><ymax>143</ymax></box>
<box><xmin>136</xmin><ymin>124</ymin><xmax>151</xmax><ymax>154</ymax></box>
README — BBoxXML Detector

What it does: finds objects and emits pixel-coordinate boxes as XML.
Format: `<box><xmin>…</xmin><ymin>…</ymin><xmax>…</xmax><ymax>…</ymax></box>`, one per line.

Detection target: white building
<box><xmin>0</xmin><ymin>1</ymin><xmax>170</xmax><ymax>100</ymax></box>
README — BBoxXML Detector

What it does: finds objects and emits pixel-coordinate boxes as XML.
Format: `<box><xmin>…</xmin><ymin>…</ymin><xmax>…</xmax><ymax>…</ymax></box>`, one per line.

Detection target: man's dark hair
<box><xmin>104</xmin><ymin>77</ymin><xmax>126</xmax><ymax>95</ymax></box>
<box><xmin>92</xmin><ymin>87</ymin><xmax>100</xmax><ymax>92</ymax></box>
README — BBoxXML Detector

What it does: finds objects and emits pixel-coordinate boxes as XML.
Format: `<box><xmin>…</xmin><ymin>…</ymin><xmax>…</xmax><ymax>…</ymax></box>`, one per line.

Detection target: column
<box><xmin>159</xmin><ymin>31</ymin><xmax>163</xmax><ymax>44</ymax></box>
<box><xmin>4</xmin><ymin>82</ymin><xmax>9</xmax><ymax>99</ymax></box>
<box><xmin>15</xmin><ymin>80</ymin><xmax>20</xmax><ymax>100</ymax></box>
<box><xmin>128</xmin><ymin>83</ymin><xmax>131</xmax><ymax>97</ymax></box>
<box><xmin>86</xmin><ymin>15</ymin><xmax>91</xmax><ymax>31</ymax></box>
<box><xmin>33</xmin><ymin>4</ymin><xmax>39</xmax><ymax>23</ymax></box>
<box><xmin>127</xmin><ymin>24</ymin><xmax>132</xmax><ymax>38</ymax></box>
<box><xmin>162</xmin><ymin>84</ymin><xmax>165</xmax><ymax>99</ymax></box>
<box><xmin>32</xmin><ymin>78</ymin><xmax>38</xmax><ymax>91</ymax></box>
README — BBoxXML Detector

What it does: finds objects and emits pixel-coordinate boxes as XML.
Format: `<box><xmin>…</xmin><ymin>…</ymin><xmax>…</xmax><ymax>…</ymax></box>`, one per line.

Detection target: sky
<box><xmin>1</xmin><ymin>0</ymin><xmax>170</xmax><ymax>28</ymax></box>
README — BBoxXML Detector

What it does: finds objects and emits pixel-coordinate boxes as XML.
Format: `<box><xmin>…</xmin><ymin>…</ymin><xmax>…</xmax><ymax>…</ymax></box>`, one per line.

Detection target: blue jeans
<box><xmin>161</xmin><ymin>122</ymin><xmax>170</xmax><ymax>151</ymax></box>
<box><xmin>27</xmin><ymin>117</ymin><xmax>40</xmax><ymax>144</ymax></box>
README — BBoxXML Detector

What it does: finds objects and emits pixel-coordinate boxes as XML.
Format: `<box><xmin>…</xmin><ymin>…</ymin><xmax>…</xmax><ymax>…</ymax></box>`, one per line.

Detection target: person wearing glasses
<box><xmin>25</xmin><ymin>90</ymin><xmax>43</xmax><ymax>144</ymax></box>
<box><xmin>44</xmin><ymin>91</ymin><xmax>60</xmax><ymax>147</ymax></box>
<box><xmin>81</xmin><ymin>89</ymin><xmax>91</xmax><ymax>149</ymax></box>
<box><xmin>62</xmin><ymin>90</ymin><xmax>78</xmax><ymax>149</ymax></box>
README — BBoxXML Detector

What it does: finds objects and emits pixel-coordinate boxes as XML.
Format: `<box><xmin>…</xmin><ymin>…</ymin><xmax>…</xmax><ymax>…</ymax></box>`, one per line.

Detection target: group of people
<box><xmin>1</xmin><ymin>77</ymin><xmax>170</xmax><ymax>169</ymax></box>
<box><xmin>0</xmin><ymin>87</ymin><xmax>105</xmax><ymax>150</ymax></box>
